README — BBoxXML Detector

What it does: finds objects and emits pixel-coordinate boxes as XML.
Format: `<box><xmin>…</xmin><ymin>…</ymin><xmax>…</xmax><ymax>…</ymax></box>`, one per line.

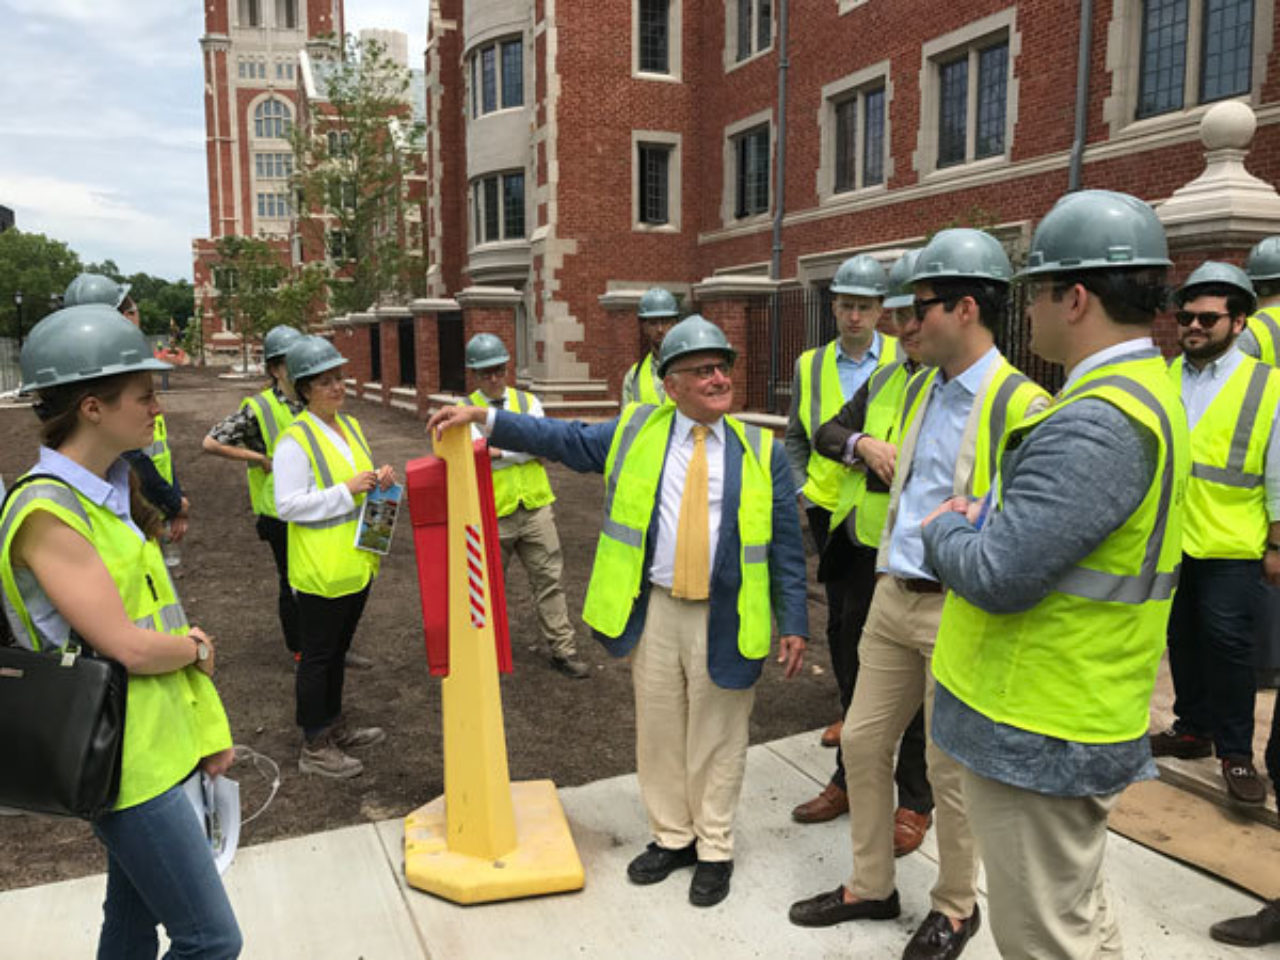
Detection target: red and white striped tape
<box><xmin>465</xmin><ymin>524</ymin><xmax>486</xmax><ymax>628</ymax></box>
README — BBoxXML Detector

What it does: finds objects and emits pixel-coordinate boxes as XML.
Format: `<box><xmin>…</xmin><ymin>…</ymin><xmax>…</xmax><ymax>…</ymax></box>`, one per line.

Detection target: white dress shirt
<box><xmin>273</xmin><ymin>415</ymin><xmax>357</xmax><ymax>523</ymax></box>
<box><xmin>648</xmin><ymin>412</ymin><xmax>726</xmax><ymax>590</ymax></box>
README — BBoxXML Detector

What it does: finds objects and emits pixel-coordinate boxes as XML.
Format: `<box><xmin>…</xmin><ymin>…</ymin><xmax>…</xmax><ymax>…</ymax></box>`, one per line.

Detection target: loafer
<box><xmin>1222</xmin><ymin>757</ymin><xmax>1267</xmax><ymax>804</ymax></box>
<box><xmin>821</xmin><ymin>720</ymin><xmax>843</xmax><ymax>748</ymax></box>
<box><xmin>689</xmin><ymin>859</ymin><xmax>733</xmax><ymax>907</ymax></box>
<box><xmin>626</xmin><ymin>842</ymin><xmax>697</xmax><ymax>885</ymax></box>
<box><xmin>1148</xmin><ymin>726</ymin><xmax>1212</xmax><ymax>759</ymax></box>
<box><xmin>894</xmin><ymin>807</ymin><xmax>933</xmax><ymax>857</ymax></box>
<box><xmin>552</xmin><ymin>653</ymin><xmax>591</xmax><ymax>679</ymax></box>
<box><xmin>789</xmin><ymin>886</ymin><xmax>901</xmax><ymax>927</ymax></box>
<box><xmin>1209</xmin><ymin>900</ymin><xmax>1280</xmax><ymax>946</ymax></box>
<box><xmin>791</xmin><ymin>783</ymin><xmax>848</xmax><ymax>823</ymax></box>
<box><xmin>902</xmin><ymin>906</ymin><xmax>981</xmax><ymax>960</ymax></box>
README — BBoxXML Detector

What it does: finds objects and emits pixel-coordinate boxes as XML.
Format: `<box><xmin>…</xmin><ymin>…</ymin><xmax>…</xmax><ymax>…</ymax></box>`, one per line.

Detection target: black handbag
<box><xmin>0</xmin><ymin>476</ymin><xmax>128</xmax><ymax>820</ymax></box>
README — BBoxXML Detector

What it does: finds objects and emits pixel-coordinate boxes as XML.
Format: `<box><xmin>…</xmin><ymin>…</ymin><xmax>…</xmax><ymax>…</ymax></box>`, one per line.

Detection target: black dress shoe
<box><xmin>626</xmin><ymin>842</ymin><xmax>698</xmax><ymax>885</ymax></box>
<box><xmin>788</xmin><ymin>886</ymin><xmax>901</xmax><ymax>927</ymax></box>
<box><xmin>689</xmin><ymin>860</ymin><xmax>733</xmax><ymax>907</ymax></box>
<box><xmin>1210</xmin><ymin>900</ymin><xmax>1280</xmax><ymax>946</ymax></box>
<box><xmin>902</xmin><ymin>906</ymin><xmax>981</xmax><ymax>960</ymax></box>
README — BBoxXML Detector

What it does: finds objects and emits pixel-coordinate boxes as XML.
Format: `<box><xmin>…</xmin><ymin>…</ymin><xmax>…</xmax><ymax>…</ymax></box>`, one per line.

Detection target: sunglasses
<box><xmin>912</xmin><ymin>296</ymin><xmax>956</xmax><ymax>321</ymax></box>
<box><xmin>669</xmin><ymin>360</ymin><xmax>733</xmax><ymax>380</ymax></box>
<box><xmin>1174</xmin><ymin>311</ymin><xmax>1232</xmax><ymax>328</ymax></box>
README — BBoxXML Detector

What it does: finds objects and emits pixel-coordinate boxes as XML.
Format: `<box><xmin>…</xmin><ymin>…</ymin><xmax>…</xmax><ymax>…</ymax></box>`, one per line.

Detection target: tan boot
<box><xmin>299</xmin><ymin>732</ymin><xmax>363</xmax><ymax>779</ymax></box>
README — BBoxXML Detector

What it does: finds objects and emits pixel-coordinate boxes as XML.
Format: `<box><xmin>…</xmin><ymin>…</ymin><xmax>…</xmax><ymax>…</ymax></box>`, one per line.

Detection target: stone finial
<box><xmin>1200</xmin><ymin>100</ymin><xmax>1256</xmax><ymax>151</ymax></box>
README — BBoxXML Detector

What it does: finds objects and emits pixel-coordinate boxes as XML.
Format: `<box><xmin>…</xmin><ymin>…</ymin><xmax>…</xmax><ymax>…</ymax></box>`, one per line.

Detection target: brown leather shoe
<box><xmin>792</xmin><ymin>783</ymin><xmax>849</xmax><ymax>823</ymax></box>
<box><xmin>821</xmin><ymin>720</ymin><xmax>843</xmax><ymax>748</ymax></box>
<box><xmin>1222</xmin><ymin>757</ymin><xmax>1267</xmax><ymax>804</ymax></box>
<box><xmin>894</xmin><ymin>807</ymin><xmax>932</xmax><ymax>857</ymax></box>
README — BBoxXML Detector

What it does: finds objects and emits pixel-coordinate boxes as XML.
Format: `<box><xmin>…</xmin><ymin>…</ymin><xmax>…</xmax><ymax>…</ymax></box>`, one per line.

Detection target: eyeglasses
<box><xmin>1175</xmin><ymin>310</ymin><xmax>1232</xmax><ymax>328</ymax></box>
<box><xmin>476</xmin><ymin>366</ymin><xmax>507</xmax><ymax>379</ymax></box>
<box><xmin>912</xmin><ymin>296</ymin><xmax>954</xmax><ymax>321</ymax></box>
<box><xmin>669</xmin><ymin>360</ymin><xmax>733</xmax><ymax>380</ymax></box>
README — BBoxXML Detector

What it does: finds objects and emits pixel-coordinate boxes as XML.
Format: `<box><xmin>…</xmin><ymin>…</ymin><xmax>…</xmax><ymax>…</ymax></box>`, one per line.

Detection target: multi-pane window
<box><xmin>275</xmin><ymin>0</ymin><xmax>297</xmax><ymax>29</ymax></box>
<box><xmin>254</xmin><ymin>99</ymin><xmax>292</xmax><ymax>139</ymax></box>
<box><xmin>274</xmin><ymin>61</ymin><xmax>295</xmax><ymax>80</ymax></box>
<box><xmin>933</xmin><ymin>37</ymin><xmax>1009</xmax><ymax>169</ymax></box>
<box><xmin>734</xmin><ymin>125</ymin><xmax>770</xmax><ymax>218</ymax></box>
<box><xmin>639</xmin><ymin>0</ymin><xmax>671</xmax><ymax>74</ymax></box>
<box><xmin>638</xmin><ymin>143</ymin><xmax>672</xmax><ymax>224</ymax></box>
<box><xmin>471</xmin><ymin>38</ymin><xmax>523</xmax><ymax>117</ymax></box>
<box><xmin>327</xmin><ymin>131</ymin><xmax>352</xmax><ymax>157</ymax></box>
<box><xmin>238</xmin><ymin>0</ymin><xmax>261</xmax><ymax>27</ymax></box>
<box><xmin>238</xmin><ymin>61</ymin><xmax>247</xmax><ymax>79</ymax></box>
<box><xmin>834</xmin><ymin>84</ymin><xmax>886</xmax><ymax>194</ymax></box>
<box><xmin>256</xmin><ymin>192</ymin><xmax>291</xmax><ymax>219</ymax></box>
<box><xmin>327</xmin><ymin>230</ymin><xmax>350</xmax><ymax>261</ymax></box>
<box><xmin>735</xmin><ymin>0</ymin><xmax>772</xmax><ymax>62</ymax></box>
<box><xmin>254</xmin><ymin>152</ymin><xmax>292</xmax><ymax>178</ymax></box>
<box><xmin>472</xmin><ymin>172</ymin><xmax>527</xmax><ymax>244</ymax></box>
<box><xmin>1137</xmin><ymin>0</ymin><xmax>1253</xmax><ymax>119</ymax></box>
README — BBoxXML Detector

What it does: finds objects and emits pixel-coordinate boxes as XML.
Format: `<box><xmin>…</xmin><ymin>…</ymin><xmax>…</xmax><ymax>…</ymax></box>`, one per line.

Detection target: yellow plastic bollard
<box><xmin>403</xmin><ymin>423</ymin><xmax>585</xmax><ymax>904</ymax></box>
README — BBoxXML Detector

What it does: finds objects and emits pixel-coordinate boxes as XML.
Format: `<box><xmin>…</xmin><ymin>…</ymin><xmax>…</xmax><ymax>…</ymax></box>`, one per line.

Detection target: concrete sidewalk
<box><xmin>0</xmin><ymin>731</ymin><xmax>1266</xmax><ymax>959</ymax></box>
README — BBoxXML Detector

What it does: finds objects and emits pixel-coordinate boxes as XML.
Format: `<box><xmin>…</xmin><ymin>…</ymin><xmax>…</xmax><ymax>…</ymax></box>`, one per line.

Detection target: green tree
<box><xmin>211</xmin><ymin>235</ymin><xmax>290</xmax><ymax>370</ymax></box>
<box><xmin>0</xmin><ymin>230</ymin><xmax>84</xmax><ymax>339</ymax></box>
<box><xmin>291</xmin><ymin>35</ymin><xmax>426</xmax><ymax>316</ymax></box>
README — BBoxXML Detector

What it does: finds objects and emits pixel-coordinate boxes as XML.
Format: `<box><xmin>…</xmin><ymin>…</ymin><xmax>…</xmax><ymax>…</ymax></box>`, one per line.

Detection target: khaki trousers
<box><xmin>498</xmin><ymin>504</ymin><xmax>577</xmax><ymax>657</ymax></box>
<box><xmin>632</xmin><ymin>586</ymin><xmax>756</xmax><ymax>861</ymax></box>
<box><xmin>962</xmin><ymin>768</ymin><xmax>1123</xmax><ymax>960</ymax></box>
<box><xmin>842</xmin><ymin>576</ymin><xmax>978</xmax><ymax>918</ymax></box>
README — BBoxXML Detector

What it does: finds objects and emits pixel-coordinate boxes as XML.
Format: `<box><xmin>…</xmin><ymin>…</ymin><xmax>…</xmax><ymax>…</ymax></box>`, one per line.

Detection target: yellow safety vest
<box><xmin>143</xmin><ymin>414</ymin><xmax>173</xmax><ymax>485</ymax></box>
<box><xmin>241</xmin><ymin>388</ymin><xmax>296</xmax><ymax>518</ymax></box>
<box><xmin>0</xmin><ymin>474</ymin><xmax>231</xmax><ymax>811</ymax></box>
<box><xmin>797</xmin><ymin>336</ymin><xmax>899</xmax><ymax>511</ymax></box>
<box><xmin>622</xmin><ymin>353</ymin><xmax>666</xmax><ymax>405</ymax></box>
<box><xmin>1171</xmin><ymin>354</ymin><xmax>1280</xmax><ymax>559</ymax></box>
<box><xmin>932</xmin><ymin>355</ymin><xmax>1189</xmax><ymax>744</ymax></box>
<box><xmin>1246</xmin><ymin>308</ymin><xmax>1280</xmax><ymax>366</ymax></box>
<box><xmin>281</xmin><ymin>411</ymin><xmax>379</xmax><ymax>598</ymax></box>
<box><xmin>829</xmin><ymin>360</ymin><xmax>911</xmax><ymax>547</ymax></box>
<box><xmin>467</xmin><ymin>388</ymin><xmax>556</xmax><ymax>517</ymax></box>
<box><xmin>580</xmin><ymin>404</ymin><xmax>775</xmax><ymax>657</ymax></box>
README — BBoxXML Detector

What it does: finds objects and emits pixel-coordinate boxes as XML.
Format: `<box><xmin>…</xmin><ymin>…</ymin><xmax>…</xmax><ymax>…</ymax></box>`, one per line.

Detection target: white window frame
<box><xmin>816</xmin><ymin>61</ymin><xmax>892</xmax><ymax>204</ymax></box>
<box><xmin>1102</xmin><ymin>0</ymin><xmax>1274</xmax><ymax>138</ymax></box>
<box><xmin>721</xmin><ymin>108</ymin><xmax>773</xmax><ymax>227</ymax></box>
<box><xmin>913</xmin><ymin>10</ymin><xmax>1020</xmax><ymax>180</ymax></box>
<box><xmin>633</xmin><ymin>0</ymin><xmax>683</xmax><ymax>82</ymax></box>
<box><xmin>469</xmin><ymin>36</ymin><xmax>525</xmax><ymax>119</ymax></box>
<box><xmin>470</xmin><ymin>170</ymin><xmax>527</xmax><ymax>248</ymax></box>
<box><xmin>724</xmin><ymin>0</ymin><xmax>773</xmax><ymax>72</ymax></box>
<box><xmin>632</xmin><ymin>130</ymin><xmax>683</xmax><ymax>232</ymax></box>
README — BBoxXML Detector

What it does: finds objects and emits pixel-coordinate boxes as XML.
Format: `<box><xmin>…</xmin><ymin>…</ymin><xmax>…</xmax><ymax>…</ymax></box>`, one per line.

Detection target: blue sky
<box><xmin>0</xmin><ymin>0</ymin><xmax>426</xmax><ymax>281</ymax></box>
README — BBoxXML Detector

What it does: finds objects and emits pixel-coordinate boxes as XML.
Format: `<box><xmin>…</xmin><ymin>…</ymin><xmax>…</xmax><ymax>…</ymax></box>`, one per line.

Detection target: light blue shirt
<box><xmin>835</xmin><ymin>331</ymin><xmax>884</xmax><ymax>403</ymax></box>
<box><xmin>1179</xmin><ymin>344</ymin><xmax>1280</xmax><ymax>522</ymax></box>
<box><xmin>885</xmin><ymin>346</ymin><xmax>1000</xmax><ymax>580</ymax></box>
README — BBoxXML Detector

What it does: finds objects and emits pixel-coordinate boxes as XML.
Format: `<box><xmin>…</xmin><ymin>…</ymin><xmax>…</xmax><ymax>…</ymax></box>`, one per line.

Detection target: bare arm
<box><xmin>202</xmin><ymin>434</ymin><xmax>271</xmax><ymax>470</ymax></box>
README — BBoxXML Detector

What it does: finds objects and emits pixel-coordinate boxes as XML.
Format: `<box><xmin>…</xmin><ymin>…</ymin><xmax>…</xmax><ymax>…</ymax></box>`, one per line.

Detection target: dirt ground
<box><xmin>0</xmin><ymin>366</ymin><xmax>834</xmax><ymax>891</ymax></box>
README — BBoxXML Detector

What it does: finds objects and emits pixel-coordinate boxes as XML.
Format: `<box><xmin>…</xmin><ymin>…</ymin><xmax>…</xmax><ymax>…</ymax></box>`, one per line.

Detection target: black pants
<box><xmin>808</xmin><ymin>507</ymin><xmax>932</xmax><ymax>814</ymax></box>
<box><xmin>1167</xmin><ymin>555</ymin><xmax>1262</xmax><ymax>759</ymax></box>
<box><xmin>256</xmin><ymin>515</ymin><xmax>301</xmax><ymax>654</ymax></box>
<box><xmin>295</xmin><ymin>585</ymin><xmax>370</xmax><ymax>733</ymax></box>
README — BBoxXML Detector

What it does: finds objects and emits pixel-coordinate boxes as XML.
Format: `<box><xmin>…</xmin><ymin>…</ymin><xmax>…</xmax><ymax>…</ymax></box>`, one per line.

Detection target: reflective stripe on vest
<box><xmin>0</xmin><ymin>474</ymin><xmax>230</xmax><ymax>810</ymax></box>
<box><xmin>143</xmin><ymin>414</ymin><xmax>173</xmax><ymax>485</ymax></box>
<box><xmin>1248</xmin><ymin>309</ymin><xmax>1280</xmax><ymax>366</ymax></box>
<box><xmin>283</xmin><ymin>412</ymin><xmax>379</xmax><ymax>597</ymax></box>
<box><xmin>242</xmin><ymin>389</ymin><xmax>296</xmax><ymax>518</ymax></box>
<box><xmin>829</xmin><ymin>360</ymin><xmax>909</xmax><ymax>546</ymax></box>
<box><xmin>582</xmin><ymin>404</ymin><xmax>774</xmax><ymax>655</ymax></box>
<box><xmin>1189</xmin><ymin>362</ymin><xmax>1270</xmax><ymax>489</ymax></box>
<box><xmin>467</xmin><ymin>388</ymin><xmax>555</xmax><ymax>517</ymax></box>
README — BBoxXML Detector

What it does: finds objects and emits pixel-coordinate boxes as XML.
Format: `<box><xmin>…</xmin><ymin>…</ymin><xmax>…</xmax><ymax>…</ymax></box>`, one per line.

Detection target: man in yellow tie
<box><xmin>428</xmin><ymin>315</ymin><xmax>809</xmax><ymax>908</ymax></box>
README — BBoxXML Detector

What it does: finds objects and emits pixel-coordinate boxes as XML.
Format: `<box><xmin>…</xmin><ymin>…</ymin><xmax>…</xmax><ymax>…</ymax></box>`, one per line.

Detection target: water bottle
<box><xmin>162</xmin><ymin>535</ymin><xmax>181</xmax><ymax>568</ymax></box>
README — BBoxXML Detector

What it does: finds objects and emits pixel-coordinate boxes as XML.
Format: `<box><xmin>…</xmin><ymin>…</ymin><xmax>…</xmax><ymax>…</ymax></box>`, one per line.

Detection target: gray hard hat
<box><xmin>883</xmin><ymin>250</ymin><xmax>922</xmax><ymax>309</ymax></box>
<box><xmin>637</xmin><ymin>287</ymin><xmax>680</xmax><ymax>320</ymax></box>
<box><xmin>63</xmin><ymin>273</ymin><xmax>131</xmax><ymax>310</ymax></box>
<box><xmin>656</xmin><ymin>314</ymin><xmax>736</xmax><ymax>377</ymax></box>
<box><xmin>263</xmin><ymin>325</ymin><xmax>304</xmax><ymax>362</ymax></box>
<box><xmin>1176</xmin><ymin>261</ymin><xmax>1257</xmax><ymax>309</ymax></box>
<box><xmin>912</xmin><ymin>229</ymin><xmax>1013</xmax><ymax>285</ymax></box>
<box><xmin>285</xmin><ymin>335</ymin><xmax>347</xmax><ymax>383</ymax></box>
<box><xmin>1018</xmin><ymin>190</ymin><xmax>1171</xmax><ymax>278</ymax></box>
<box><xmin>830</xmin><ymin>255</ymin><xmax>888</xmax><ymax>298</ymax></box>
<box><xmin>465</xmin><ymin>333</ymin><xmax>511</xmax><ymax>369</ymax></box>
<box><xmin>20</xmin><ymin>304</ymin><xmax>170</xmax><ymax>392</ymax></box>
<box><xmin>1245</xmin><ymin>236</ymin><xmax>1280</xmax><ymax>283</ymax></box>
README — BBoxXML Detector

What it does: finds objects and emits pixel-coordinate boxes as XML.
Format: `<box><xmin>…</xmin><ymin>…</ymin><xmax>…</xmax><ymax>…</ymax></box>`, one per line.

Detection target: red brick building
<box><xmin>404</xmin><ymin>0</ymin><xmax>1279</xmax><ymax>414</ymax></box>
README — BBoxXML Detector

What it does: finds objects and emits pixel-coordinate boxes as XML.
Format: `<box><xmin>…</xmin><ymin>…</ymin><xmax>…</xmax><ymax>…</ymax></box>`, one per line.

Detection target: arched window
<box><xmin>254</xmin><ymin>99</ymin><xmax>292</xmax><ymax>139</ymax></box>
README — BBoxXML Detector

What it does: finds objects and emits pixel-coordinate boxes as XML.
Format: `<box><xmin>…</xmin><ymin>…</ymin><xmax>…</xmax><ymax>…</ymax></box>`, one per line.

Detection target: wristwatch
<box><xmin>192</xmin><ymin>637</ymin><xmax>210</xmax><ymax>664</ymax></box>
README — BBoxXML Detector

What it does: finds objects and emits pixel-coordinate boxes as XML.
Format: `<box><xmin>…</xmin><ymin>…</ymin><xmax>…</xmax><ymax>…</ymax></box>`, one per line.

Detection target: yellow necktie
<box><xmin>672</xmin><ymin>425</ymin><xmax>710</xmax><ymax>600</ymax></box>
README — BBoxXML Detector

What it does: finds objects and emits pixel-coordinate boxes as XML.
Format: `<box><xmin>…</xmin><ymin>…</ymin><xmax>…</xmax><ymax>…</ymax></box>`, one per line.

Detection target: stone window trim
<box><xmin>467</xmin><ymin>35</ymin><xmax>525</xmax><ymax>119</ymax></box>
<box><xmin>816</xmin><ymin>60</ymin><xmax>894</xmax><ymax>204</ymax></box>
<box><xmin>724</xmin><ymin>0</ymin><xmax>774</xmax><ymax>73</ymax></box>
<box><xmin>633</xmin><ymin>0</ymin><xmax>683</xmax><ymax>82</ymax></box>
<box><xmin>1103</xmin><ymin>0</ymin><xmax>1275</xmax><ymax>140</ymax></box>
<box><xmin>249</xmin><ymin>94</ymin><xmax>294</xmax><ymax>141</ymax></box>
<box><xmin>721</xmin><ymin>108</ymin><xmax>774</xmax><ymax>227</ymax></box>
<box><xmin>912</xmin><ymin>9</ymin><xmax>1021</xmax><ymax>182</ymax></box>
<box><xmin>632</xmin><ymin>130</ymin><xmax>683</xmax><ymax>233</ymax></box>
<box><xmin>836</xmin><ymin>0</ymin><xmax>870</xmax><ymax>13</ymax></box>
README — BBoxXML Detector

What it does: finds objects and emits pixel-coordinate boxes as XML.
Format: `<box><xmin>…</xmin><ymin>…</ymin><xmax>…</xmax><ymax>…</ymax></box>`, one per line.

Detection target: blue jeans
<box><xmin>92</xmin><ymin>784</ymin><xmax>242</xmax><ymax>959</ymax></box>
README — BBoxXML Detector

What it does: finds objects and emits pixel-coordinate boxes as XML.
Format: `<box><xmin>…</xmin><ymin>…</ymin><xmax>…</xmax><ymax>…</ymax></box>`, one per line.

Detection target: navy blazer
<box><xmin>490</xmin><ymin>409</ymin><xmax>809</xmax><ymax>689</ymax></box>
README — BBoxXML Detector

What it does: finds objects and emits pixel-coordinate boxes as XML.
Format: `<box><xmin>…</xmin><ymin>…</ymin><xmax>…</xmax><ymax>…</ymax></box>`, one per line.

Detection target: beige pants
<box><xmin>962</xmin><ymin>768</ymin><xmax>1123</xmax><ymax>960</ymax></box>
<box><xmin>632</xmin><ymin>586</ymin><xmax>756</xmax><ymax>862</ymax></box>
<box><xmin>841</xmin><ymin>576</ymin><xmax>978</xmax><ymax>918</ymax></box>
<box><xmin>498</xmin><ymin>504</ymin><xmax>577</xmax><ymax>658</ymax></box>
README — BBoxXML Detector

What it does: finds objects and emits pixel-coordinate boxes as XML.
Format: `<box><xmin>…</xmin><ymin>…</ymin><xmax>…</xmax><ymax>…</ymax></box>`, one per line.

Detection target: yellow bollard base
<box><xmin>403</xmin><ymin>779</ymin><xmax>585</xmax><ymax>905</ymax></box>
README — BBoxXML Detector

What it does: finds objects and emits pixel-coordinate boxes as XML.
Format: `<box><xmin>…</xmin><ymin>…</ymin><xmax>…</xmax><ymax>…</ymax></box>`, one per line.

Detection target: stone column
<box><xmin>456</xmin><ymin>286</ymin><xmax>521</xmax><ymax>361</ymax></box>
<box><xmin>692</xmin><ymin>275</ymin><xmax>779</xmax><ymax>414</ymax></box>
<box><xmin>409</xmin><ymin>296</ymin><xmax>461</xmax><ymax>418</ymax></box>
<box><xmin>340</xmin><ymin>311</ymin><xmax>380</xmax><ymax>400</ymax></box>
<box><xmin>598</xmin><ymin>288</ymin><xmax>648</xmax><ymax>398</ymax></box>
<box><xmin>375</xmin><ymin>304</ymin><xmax>415</xmax><ymax>411</ymax></box>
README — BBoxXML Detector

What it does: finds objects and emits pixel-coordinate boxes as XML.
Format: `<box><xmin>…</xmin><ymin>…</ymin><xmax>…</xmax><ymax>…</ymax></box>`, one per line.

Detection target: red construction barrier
<box><xmin>406</xmin><ymin>440</ymin><xmax>512</xmax><ymax>677</ymax></box>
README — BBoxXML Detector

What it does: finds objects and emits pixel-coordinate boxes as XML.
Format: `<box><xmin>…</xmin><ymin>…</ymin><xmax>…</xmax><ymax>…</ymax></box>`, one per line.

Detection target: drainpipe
<box><xmin>1069</xmin><ymin>0</ymin><xmax>1094</xmax><ymax>192</ymax></box>
<box><xmin>770</xmin><ymin>0</ymin><xmax>790</xmax><ymax>281</ymax></box>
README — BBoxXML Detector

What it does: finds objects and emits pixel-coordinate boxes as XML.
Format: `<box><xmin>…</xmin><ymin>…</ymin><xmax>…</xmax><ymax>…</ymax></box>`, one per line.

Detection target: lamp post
<box><xmin>12</xmin><ymin>291</ymin><xmax>23</xmax><ymax>350</ymax></box>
